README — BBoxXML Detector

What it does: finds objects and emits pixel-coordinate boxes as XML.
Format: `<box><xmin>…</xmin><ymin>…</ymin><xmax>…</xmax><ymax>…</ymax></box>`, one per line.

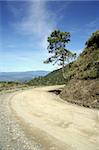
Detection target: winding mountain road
<box><xmin>0</xmin><ymin>86</ymin><xmax>99</xmax><ymax>150</ymax></box>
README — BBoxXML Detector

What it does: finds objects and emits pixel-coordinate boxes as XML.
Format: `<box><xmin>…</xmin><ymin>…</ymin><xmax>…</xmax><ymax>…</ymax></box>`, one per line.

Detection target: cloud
<box><xmin>13</xmin><ymin>1</ymin><xmax>56</xmax><ymax>50</ymax></box>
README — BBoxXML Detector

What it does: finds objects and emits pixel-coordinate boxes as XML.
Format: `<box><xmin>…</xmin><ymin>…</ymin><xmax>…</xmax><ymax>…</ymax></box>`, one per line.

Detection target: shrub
<box><xmin>85</xmin><ymin>30</ymin><xmax>99</xmax><ymax>48</ymax></box>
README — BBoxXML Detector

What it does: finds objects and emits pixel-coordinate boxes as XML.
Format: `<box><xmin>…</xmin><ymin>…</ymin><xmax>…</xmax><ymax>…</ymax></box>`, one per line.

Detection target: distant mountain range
<box><xmin>0</xmin><ymin>71</ymin><xmax>49</xmax><ymax>82</ymax></box>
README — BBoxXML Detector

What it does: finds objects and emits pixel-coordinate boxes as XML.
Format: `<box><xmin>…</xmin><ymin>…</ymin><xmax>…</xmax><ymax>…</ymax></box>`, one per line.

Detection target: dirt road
<box><xmin>0</xmin><ymin>90</ymin><xmax>42</xmax><ymax>150</ymax></box>
<box><xmin>10</xmin><ymin>86</ymin><xmax>99</xmax><ymax>150</ymax></box>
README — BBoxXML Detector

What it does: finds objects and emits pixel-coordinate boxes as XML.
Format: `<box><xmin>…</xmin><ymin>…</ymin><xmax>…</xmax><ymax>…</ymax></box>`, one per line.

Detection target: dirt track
<box><xmin>0</xmin><ymin>91</ymin><xmax>42</xmax><ymax>150</ymax></box>
<box><xmin>10</xmin><ymin>86</ymin><xmax>99</xmax><ymax>150</ymax></box>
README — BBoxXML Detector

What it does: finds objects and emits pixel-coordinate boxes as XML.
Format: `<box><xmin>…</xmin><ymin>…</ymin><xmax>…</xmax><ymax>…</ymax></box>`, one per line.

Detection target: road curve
<box><xmin>0</xmin><ymin>91</ymin><xmax>42</xmax><ymax>150</ymax></box>
<box><xmin>10</xmin><ymin>86</ymin><xmax>99</xmax><ymax>150</ymax></box>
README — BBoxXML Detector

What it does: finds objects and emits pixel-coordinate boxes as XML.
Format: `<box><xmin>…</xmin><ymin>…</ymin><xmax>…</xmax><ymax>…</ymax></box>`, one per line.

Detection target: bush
<box><xmin>85</xmin><ymin>30</ymin><xmax>99</xmax><ymax>48</ymax></box>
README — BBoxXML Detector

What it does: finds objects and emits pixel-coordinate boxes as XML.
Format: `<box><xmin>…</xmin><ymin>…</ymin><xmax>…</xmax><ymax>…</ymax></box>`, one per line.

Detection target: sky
<box><xmin>0</xmin><ymin>0</ymin><xmax>99</xmax><ymax>72</ymax></box>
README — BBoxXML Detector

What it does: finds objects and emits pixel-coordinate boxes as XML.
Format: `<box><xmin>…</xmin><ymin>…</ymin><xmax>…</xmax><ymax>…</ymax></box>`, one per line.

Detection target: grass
<box><xmin>0</xmin><ymin>81</ymin><xmax>29</xmax><ymax>92</ymax></box>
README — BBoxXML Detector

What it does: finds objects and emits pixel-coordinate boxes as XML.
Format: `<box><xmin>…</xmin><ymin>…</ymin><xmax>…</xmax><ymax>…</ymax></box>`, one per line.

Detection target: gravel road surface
<box><xmin>0</xmin><ymin>91</ymin><xmax>42</xmax><ymax>150</ymax></box>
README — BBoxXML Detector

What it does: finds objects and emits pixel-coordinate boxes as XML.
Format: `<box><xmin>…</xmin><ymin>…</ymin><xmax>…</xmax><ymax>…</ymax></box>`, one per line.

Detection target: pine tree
<box><xmin>44</xmin><ymin>30</ymin><xmax>76</xmax><ymax>79</ymax></box>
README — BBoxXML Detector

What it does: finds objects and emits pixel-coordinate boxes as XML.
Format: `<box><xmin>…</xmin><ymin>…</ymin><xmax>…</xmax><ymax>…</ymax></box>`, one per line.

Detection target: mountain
<box><xmin>60</xmin><ymin>30</ymin><xmax>99</xmax><ymax>109</ymax></box>
<box><xmin>28</xmin><ymin>30</ymin><xmax>99</xmax><ymax>85</ymax></box>
<box><xmin>0</xmin><ymin>71</ymin><xmax>49</xmax><ymax>82</ymax></box>
<box><xmin>28</xmin><ymin>68</ymin><xmax>65</xmax><ymax>86</ymax></box>
<box><xmin>28</xmin><ymin>30</ymin><xmax>99</xmax><ymax>109</ymax></box>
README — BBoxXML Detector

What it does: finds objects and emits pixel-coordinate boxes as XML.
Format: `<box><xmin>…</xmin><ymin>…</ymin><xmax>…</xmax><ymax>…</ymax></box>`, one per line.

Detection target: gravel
<box><xmin>0</xmin><ymin>92</ymin><xmax>42</xmax><ymax>150</ymax></box>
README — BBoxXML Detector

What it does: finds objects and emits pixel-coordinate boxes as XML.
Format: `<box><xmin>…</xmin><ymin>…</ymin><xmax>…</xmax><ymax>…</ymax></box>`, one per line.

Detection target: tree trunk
<box><xmin>62</xmin><ymin>59</ymin><xmax>67</xmax><ymax>79</ymax></box>
<box><xmin>62</xmin><ymin>60</ymin><xmax>69</xmax><ymax>81</ymax></box>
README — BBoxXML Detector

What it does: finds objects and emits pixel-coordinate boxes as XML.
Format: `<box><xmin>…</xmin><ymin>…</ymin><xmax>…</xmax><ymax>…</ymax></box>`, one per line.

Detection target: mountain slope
<box><xmin>60</xmin><ymin>30</ymin><xmax>99</xmax><ymax>109</ymax></box>
<box><xmin>28</xmin><ymin>69</ymin><xmax>65</xmax><ymax>86</ymax></box>
<box><xmin>28</xmin><ymin>30</ymin><xmax>99</xmax><ymax>109</ymax></box>
<box><xmin>63</xmin><ymin>45</ymin><xmax>99</xmax><ymax>80</ymax></box>
<box><xmin>28</xmin><ymin>31</ymin><xmax>99</xmax><ymax>85</ymax></box>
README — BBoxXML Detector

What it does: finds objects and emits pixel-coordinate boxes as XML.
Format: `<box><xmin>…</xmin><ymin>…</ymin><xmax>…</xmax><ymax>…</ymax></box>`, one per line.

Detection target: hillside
<box><xmin>28</xmin><ymin>31</ymin><xmax>99</xmax><ymax>85</ymax></box>
<box><xmin>60</xmin><ymin>30</ymin><xmax>99</xmax><ymax>109</ymax></box>
<box><xmin>63</xmin><ymin>43</ymin><xmax>99</xmax><ymax>80</ymax></box>
<box><xmin>28</xmin><ymin>69</ymin><xmax>65</xmax><ymax>86</ymax></box>
<box><xmin>28</xmin><ymin>30</ymin><xmax>99</xmax><ymax>109</ymax></box>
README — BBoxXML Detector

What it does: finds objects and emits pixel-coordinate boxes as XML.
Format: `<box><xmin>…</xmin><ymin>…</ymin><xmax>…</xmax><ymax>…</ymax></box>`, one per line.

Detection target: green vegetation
<box><xmin>28</xmin><ymin>69</ymin><xmax>65</xmax><ymax>86</ymax></box>
<box><xmin>6</xmin><ymin>30</ymin><xmax>97</xmax><ymax>109</ymax></box>
<box><xmin>85</xmin><ymin>30</ymin><xmax>99</xmax><ymax>48</ymax></box>
<box><xmin>60</xmin><ymin>30</ymin><xmax>99</xmax><ymax>109</ymax></box>
<box><xmin>0</xmin><ymin>81</ymin><xmax>19</xmax><ymax>88</ymax></box>
<box><xmin>0</xmin><ymin>81</ymin><xmax>27</xmax><ymax>92</ymax></box>
<box><xmin>1</xmin><ymin>31</ymin><xmax>98</xmax><ymax>109</ymax></box>
<box><xmin>44</xmin><ymin>30</ymin><xmax>76</xmax><ymax>79</ymax></box>
<box><xmin>63</xmin><ymin>30</ymin><xmax>99</xmax><ymax>80</ymax></box>
<box><xmin>28</xmin><ymin>30</ymin><xmax>99</xmax><ymax>86</ymax></box>
<box><xmin>63</xmin><ymin>48</ymin><xmax>99</xmax><ymax>80</ymax></box>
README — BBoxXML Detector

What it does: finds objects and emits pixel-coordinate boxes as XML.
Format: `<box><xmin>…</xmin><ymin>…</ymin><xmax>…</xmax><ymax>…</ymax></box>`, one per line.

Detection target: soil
<box><xmin>10</xmin><ymin>85</ymin><xmax>99</xmax><ymax>150</ymax></box>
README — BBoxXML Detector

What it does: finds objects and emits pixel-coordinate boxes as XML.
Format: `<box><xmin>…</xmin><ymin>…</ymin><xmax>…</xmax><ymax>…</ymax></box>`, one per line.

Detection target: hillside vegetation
<box><xmin>60</xmin><ymin>30</ymin><xmax>99</xmax><ymax>109</ymax></box>
<box><xmin>28</xmin><ymin>30</ymin><xmax>99</xmax><ymax>85</ymax></box>
<box><xmin>0</xmin><ymin>81</ymin><xmax>28</xmax><ymax>92</ymax></box>
<box><xmin>28</xmin><ymin>30</ymin><xmax>99</xmax><ymax>109</ymax></box>
<box><xmin>63</xmin><ymin>31</ymin><xmax>99</xmax><ymax>80</ymax></box>
<box><xmin>28</xmin><ymin>69</ymin><xmax>65</xmax><ymax>86</ymax></box>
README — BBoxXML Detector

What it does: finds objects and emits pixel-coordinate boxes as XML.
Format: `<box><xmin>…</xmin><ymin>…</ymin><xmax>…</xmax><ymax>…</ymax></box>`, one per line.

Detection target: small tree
<box><xmin>44</xmin><ymin>30</ymin><xmax>76</xmax><ymax>79</ymax></box>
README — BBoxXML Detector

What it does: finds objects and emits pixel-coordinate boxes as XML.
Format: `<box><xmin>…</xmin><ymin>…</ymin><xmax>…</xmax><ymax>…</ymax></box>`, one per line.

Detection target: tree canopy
<box><xmin>44</xmin><ymin>30</ymin><xmax>76</xmax><ymax>79</ymax></box>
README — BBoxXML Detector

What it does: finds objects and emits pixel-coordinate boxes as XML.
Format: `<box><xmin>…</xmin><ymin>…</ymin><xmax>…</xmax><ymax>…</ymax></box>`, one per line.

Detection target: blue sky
<box><xmin>0</xmin><ymin>0</ymin><xmax>99</xmax><ymax>72</ymax></box>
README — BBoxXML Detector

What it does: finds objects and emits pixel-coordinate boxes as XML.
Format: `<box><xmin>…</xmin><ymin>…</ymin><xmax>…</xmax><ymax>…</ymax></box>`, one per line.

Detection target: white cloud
<box><xmin>13</xmin><ymin>1</ymin><xmax>56</xmax><ymax>50</ymax></box>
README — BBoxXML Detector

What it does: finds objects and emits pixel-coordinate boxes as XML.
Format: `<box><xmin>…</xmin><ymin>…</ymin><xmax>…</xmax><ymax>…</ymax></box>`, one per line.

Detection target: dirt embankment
<box><xmin>60</xmin><ymin>79</ymin><xmax>99</xmax><ymax>109</ymax></box>
<box><xmin>10</xmin><ymin>86</ymin><xmax>99</xmax><ymax>150</ymax></box>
